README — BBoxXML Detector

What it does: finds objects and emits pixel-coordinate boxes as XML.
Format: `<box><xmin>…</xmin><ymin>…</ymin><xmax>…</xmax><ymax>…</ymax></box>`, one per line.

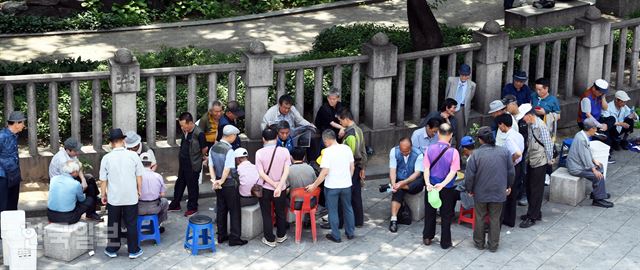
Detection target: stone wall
<box><xmin>596</xmin><ymin>0</ymin><xmax>640</xmax><ymax>17</ymax></box>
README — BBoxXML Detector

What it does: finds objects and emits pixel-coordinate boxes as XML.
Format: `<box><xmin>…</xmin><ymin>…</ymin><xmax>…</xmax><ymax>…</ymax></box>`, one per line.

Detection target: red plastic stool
<box><xmin>458</xmin><ymin>205</ymin><xmax>476</xmax><ymax>229</ymax></box>
<box><xmin>289</xmin><ymin>188</ymin><xmax>321</xmax><ymax>243</ymax></box>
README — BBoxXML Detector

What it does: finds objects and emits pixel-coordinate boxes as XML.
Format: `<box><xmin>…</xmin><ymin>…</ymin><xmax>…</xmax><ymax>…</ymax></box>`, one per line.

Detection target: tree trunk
<box><xmin>407</xmin><ymin>0</ymin><xmax>444</xmax><ymax>51</ymax></box>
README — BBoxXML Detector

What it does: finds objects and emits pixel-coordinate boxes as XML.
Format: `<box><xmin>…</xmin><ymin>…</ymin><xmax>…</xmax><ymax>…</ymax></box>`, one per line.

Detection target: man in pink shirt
<box><xmin>138</xmin><ymin>152</ymin><xmax>168</xmax><ymax>233</ymax></box>
<box><xmin>255</xmin><ymin>127</ymin><xmax>291</xmax><ymax>247</ymax></box>
<box><xmin>234</xmin><ymin>148</ymin><xmax>259</xmax><ymax>206</ymax></box>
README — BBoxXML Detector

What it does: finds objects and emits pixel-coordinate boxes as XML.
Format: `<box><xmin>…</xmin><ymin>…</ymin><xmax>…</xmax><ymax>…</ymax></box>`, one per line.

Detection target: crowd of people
<box><xmin>0</xmin><ymin>64</ymin><xmax>636</xmax><ymax>257</ymax></box>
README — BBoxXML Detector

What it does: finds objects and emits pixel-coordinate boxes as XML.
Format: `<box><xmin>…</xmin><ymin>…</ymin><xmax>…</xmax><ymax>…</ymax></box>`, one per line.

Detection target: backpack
<box><xmin>397</xmin><ymin>202</ymin><xmax>412</xmax><ymax>225</ymax></box>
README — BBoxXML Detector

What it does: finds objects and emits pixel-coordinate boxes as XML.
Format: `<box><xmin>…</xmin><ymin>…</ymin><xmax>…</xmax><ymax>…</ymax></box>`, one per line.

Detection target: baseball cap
<box><xmin>139</xmin><ymin>152</ymin><xmax>156</xmax><ymax>164</ymax></box>
<box><xmin>223</xmin><ymin>125</ymin><xmax>240</xmax><ymax>136</ymax></box>
<box><xmin>460</xmin><ymin>136</ymin><xmax>474</xmax><ymax>147</ymax></box>
<box><xmin>459</xmin><ymin>64</ymin><xmax>471</xmax><ymax>76</ymax></box>
<box><xmin>615</xmin><ymin>90</ymin><xmax>630</xmax><ymax>101</ymax></box>
<box><xmin>234</xmin><ymin>147</ymin><xmax>248</xmax><ymax>158</ymax></box>
<box><xmin>488</xmin><ymin>100</ymin><xmax>506</xmax><ymax>114</ymax></box>
<box><xmin>594</xmin><ymin>79</ymin><xmax>609</xmax><ymax>94</ymax></box>
<box><xmin>516</xmin><ymin>103</ymin><xmax>532</xmax><ymax>120</ymax></box>
<box><xmin>63</xmin><ymin>137</ymin><xmax>82</xmax><ymax>152</ymax></box>
<box><xmin>502</xmin><ymin>94</ymin><xmax>517</xmax><ymax>105</ymax></box>
<box><xmin>583</xmin><ymin>117</ymin><xmax>599</xmax><ymax>130</ymax></box>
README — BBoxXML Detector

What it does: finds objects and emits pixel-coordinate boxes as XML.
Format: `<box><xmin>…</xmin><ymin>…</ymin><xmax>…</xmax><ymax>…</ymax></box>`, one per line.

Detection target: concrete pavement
<box><xmin>2</xmin><ymin>147</ymin><xmax>639</xmax><ymax>269</ymax></box>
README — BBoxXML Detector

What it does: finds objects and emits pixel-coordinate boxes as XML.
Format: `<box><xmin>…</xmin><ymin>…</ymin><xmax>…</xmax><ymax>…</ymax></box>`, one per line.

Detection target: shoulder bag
<box><xmin>251</xmin><ymin>146</ymin><xmax>278</xmax><ymax>198</ymax></box>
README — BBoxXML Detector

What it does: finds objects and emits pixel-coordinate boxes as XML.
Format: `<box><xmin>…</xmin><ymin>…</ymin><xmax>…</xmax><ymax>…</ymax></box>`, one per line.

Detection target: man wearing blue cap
<box><xmin>446</xmin><ymin>64</ymin><xmax>476</xmax><ymax>144</ymax></box>
<box><xmin>0</xmin><ymin>111</ymin><xmax>26</xmax><ymax>213</ymax></box>
<box><xmin>502</xmin><ymin>70</ymin><xmax>532</xmax><ymax>105</ymax></box>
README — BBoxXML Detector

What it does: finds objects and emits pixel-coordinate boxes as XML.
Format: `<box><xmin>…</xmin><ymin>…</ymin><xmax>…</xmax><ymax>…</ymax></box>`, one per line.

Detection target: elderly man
<box><xmin>138</xmin><ymin>153</ymin><xmax>168</xmax><ymax>232</ymax></box>
<box><xmin>169</xmin><ymin>112</ymin><xmax>207</xmax><ymax>217</ymax></box>
<box><xmin>0</xmin><ymin>111</ymin><xmax>26</xmax><ymax>213</ymax></box>
<box><xmin>446</xmin><ymin>64</ymin><xmax>477</xmax><ymax>143</ymax></box>
<box><xmin>502</xmin><ymin>70</ymin><xmax>532</xmax><ymax>105</ymax></box>
<box><xmin>48</xmin><ymin>160</ymin><xmax>96</xmax><ymax>224</ymax></box>
<box><xmin>209</xmin><ymin>125</ymin><xmax>248</xmax><ymax>246</ymax></box>
<box><xmin>602</xmin><ymin>90</ymin><xmax>637</xmax><ymax>150</ymax></box>
<box><xmin>198</xmin><ymin>100</ymin><xmax>224</xmax><ymax>149</ymax></box>
<box><xmin>217</xmin><ymin>100</ymin><xmax>244</xmax><ymax>149</ymax></box>
<box><xmin>338</xmin><ymin>109</ymin><xmax>367</xmax><ymax>227</ymax></box>
<box><xmin>306</xmin><ymin>130</ymin><xmax>355</xmax><ymax>243</ymax></box>
<box><xmin>567</xmin><ymin>118</ymin><xmax>614</xmax><ymax>208</ymax></box>
<box><xmin>49</xmin><ymin>137</ymin><xmax>102</xmax><ymax>221</ymax></box>
<box><xmin>488</xmin><ymin>100</ymin><xmax>507</xmax><ymax>145</ymax></box>
<box><xmin>387</xmin><ymin>137</ymin><xmax>424</xmax><ymax>233</ymax></box>
<box><xmin>532</xmin><ymin>78</ymin><xmax>561</xmax><ymax>138</ymax></box>
<box><xmin>315</xmin><ymin>88</ymin><xmax>344</xmax><ymax>138</ymax></box>
<box><xmin>100</xmin><ymin>128</ymin><xmax>144</xmax><ymax>259</ymax></box>
<box><xmin>519</xmin><ymin>109</ymin><xmax>554</xmax><ymax>228</ymax></box>
<box><xmin>420</xmin><ymin>98</ymin><xmax>458</xmax><ymax>133</ymax></box>
<box><xmin>124</xmin><ymin>131</ymin><xmax>157</xmax><ymax>171</ymax></box>
<box><xmin>412</xmin><ymin>117</ymin><xmax>442</xmax><ymax>154</ymax></box>
<box><xmin>495</xmin><ymin>114</ymin><xmax>524</xmax><ymax>228</ymax></box>
<box><xmin>262</xmin><ymin>94</ymin><xmax>314</xmax><ymax>131</ymax></box>
<box><xmin>465</xmin><ymin>126</ymin><xmax>514</xmax><ymax>253</ymax></box>
<box><xmin>578</xmin><ymin>79</ymin><xmax>610</xmax><ymax>132</ymax></box>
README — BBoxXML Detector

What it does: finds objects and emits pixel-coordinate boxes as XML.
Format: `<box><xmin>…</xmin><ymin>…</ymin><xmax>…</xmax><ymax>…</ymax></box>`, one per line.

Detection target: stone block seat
<box><xmin>44</xmin><ymin>222</ymin><xmax>90</xmax><ymax>262</ymax></box>
<box><xmin>549</xmin><ymin>167</ymin><xmax>590</xmax><ymax>206</ymax></box>
<box><xmin>228</xmin><ymin>203</ymin><xmax>263</xmax><ymax>240</ymax></box>
<box><xmin>405</xmin><ymin>189</ymin><xmax>426</xmax><ymax>222</ymax></box>
<box><xmin>505</xmin><ymin>0</ymin><xmax>591</xmax><ymax>29</ymax></box>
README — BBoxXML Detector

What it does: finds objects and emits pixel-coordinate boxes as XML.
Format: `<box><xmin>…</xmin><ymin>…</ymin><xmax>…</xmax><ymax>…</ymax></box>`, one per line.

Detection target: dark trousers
<box><xmin>473</xmin><ymin>202</ymin><xmax>503</xmax><ymax>250</ymax></box>
<box><xmin>391</xmin><ymin>179</ymin><xmax>425</xmax><ymax>203</ymax></box>
<box><xmin>79</xmin><ymin>174</ymin><xmax>99</xmax><ymax>214</ymax></box>
<box><xmin>258</xmin><ymin>189</ymin><xmax>287</xmax><ymax>242</ymax></box>
<box><xmin>526</xmin><ymin>165</ymin><xmax>547</xmax><ymax>220</ymax></box>
<box><xmin>571</xmin><ymin>167</ymin><xmax>608</xmax><ymax>200</ymax></box>
<box><xmin>423</xmin><ymin>187</ymin><xmax>458</xmax><ymax>247</ymax></box>
<box><xmin>171</xmin><ymin>164</ymin><xmax>200</xmax><ymax>211</ymax></box>
<box><xmin>240</xmin><ymin>196</ymin><xmax>258</xmax><ymax>207</ymax></box>
<box><xmin>47</xmin><ymin>197</ymin><xmax>95</xmax><ymax>224</ymax></box>
<box><xmin>504</xmin><ymin>0</ymin><xmax>515</xmax><ymax>9</ymax></box>
<box><xmin>326</xmin><ymin>187</ymin><xmax>355</xmax><ymax>240</ymax></box>
<box><xmin>339</xmin><ymin>166</ymin><xmax>364</xmax><ymax>227</ymax></box>
<box><xmin>502</xmin><ymin>163</ymin><xmax>523</xmax><ymax>227</ymax></box>
<box><xmin>603</xmin><ymin>116</ymin><xmax>634</xmax><ymax>146</ymax></box>
<box><xmin>106</xmin><ymin>203</ymin><xmax>139</xmax><ymax>254</ymax></box>
<box><xmin>517</xmin><ymin>154</ymin><xmax>527</xmax><ymax>200</ymax></box>
<box><xmin>216</xmin><ymin>186</ymin><xmax>242</xmax><ymax>241</ymax></box>
<box><xmin>0</xmin><ymin>177</ymin><xmax>20</xmax><ymax>212</ymax></box>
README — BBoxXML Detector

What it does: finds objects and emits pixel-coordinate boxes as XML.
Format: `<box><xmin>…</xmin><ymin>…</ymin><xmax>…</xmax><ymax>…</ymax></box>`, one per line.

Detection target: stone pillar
<box><xmin>242</xmin><ymin>41</ymin><xmax>273</xmax><ymax>140</ymax></box>
<box><xmin>362</xmin><ymin>33</ymin><xmax>397</xmax><ymax>130</ymax></box>
<box><xmin>473</xmin><ymin>21</ymin><xmax>509</xmax><ymax>115</ymax></box>
<box><xmin>108</xmin><ymin>48</ymin><xmax>140</xmax><ymax>133</ymax></box>
<box><xmin>574</xmin><ymin>7</ymin><xmax>611</xmax><ymax>95</ymax></box>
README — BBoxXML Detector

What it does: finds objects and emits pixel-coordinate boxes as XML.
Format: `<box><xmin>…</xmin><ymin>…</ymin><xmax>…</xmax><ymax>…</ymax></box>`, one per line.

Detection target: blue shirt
<box><xmin>0</xmin><ymin>128</ymin><xmax>20</xmax><ymax>184</ymax></box>
<box><xmin>531</xmin><ymin>93</ymin><xmax>561</xmax><ymax>114</ymax></box>
<box><xmin>502</xmin><ymin>83</ymin><xmax>532</xmax><ymax>105</ymax></box>
<box><xmin>48</xmin><ymin>173</ymin><xmax>85</xmax><ymax>212</ymax></box>
<box><xmin>277</xmin><ymin>136</ymin><xmax>294</xmax><ymax>153</ymax></box>
<box><xmin>454</xmin><ymin>79</ymin><xmax>468</xmax><ymax>111</ymax></box>
<box><xmin>411</xmin><ymin>127</ymin><xmax>439</xmax><ymax>154</ymax></box>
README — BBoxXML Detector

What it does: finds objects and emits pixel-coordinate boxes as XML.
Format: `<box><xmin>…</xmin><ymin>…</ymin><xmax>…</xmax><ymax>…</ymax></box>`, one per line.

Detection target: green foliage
<box><xmin>504</xmin><ymin>26</ymin><xmax>574</xmax><ymax>39</ymax></box>
<box><xmin>627</xmin><ymin>9</ymin><xmax>640</xmax><ymax>19</ymax></box>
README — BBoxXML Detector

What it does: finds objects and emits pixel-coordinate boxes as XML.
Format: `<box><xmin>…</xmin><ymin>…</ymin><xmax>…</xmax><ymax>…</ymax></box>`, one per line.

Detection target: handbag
<box><xmin>251</xmin><ymin>146</ymin><xmax>278</xmax><ymax>198</ymax></box>
<box><xmin>397</xmin><ymin>201</ymin><xmax>412</xmax><ymax>225</ymax></box>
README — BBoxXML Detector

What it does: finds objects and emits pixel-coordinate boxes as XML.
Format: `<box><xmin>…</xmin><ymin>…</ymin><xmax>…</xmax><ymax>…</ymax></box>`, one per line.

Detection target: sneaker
<box><xmin>104</xmin><ymin>250</ymin><xmax>117</xmax><ymax>258</ymax></box>
<box><xmin>519</xmin><ymin>218</ymin><xmax>536</xmax><ymax>228</ymax></box>
<box><xmin>275</xmin><ymin>234</ymin><xmax>288</xmax><ymax>243</ymax></box>
<box><xmin>608</xmin><ymin>156</ymin><xmax>616</xmax><ymax>164</ymax></box>
<box><xmin>517</xmin><ymin>198</ymin><xmax>528</xmax><ymax>206</ymax></box>
<box><xmin>184</xmin><ymin>210</ymin><xmax>198</xmax><ymax>217</ymax></box>
<box><xmin>168</xmin><ymin>204</ymin><xmax>181</xmax><ymax>212</ymax></box>
<box><xmin>262</xmin><ymin>237</ymin><xmax>276</xmax><ymax>247</ymax></box>
<box><xmin>129</xmin><ymin>249</ymin><xmax>143</xmax><ymax>259</ymax></box>
<box><xmin>325</xmin><ymin>234</ymin><xmax>341</xmax><ymax>243</ymax></box>
<box><xmin>592</xmin><ymin>199</ymin><xmax>614</xmax><ymax>208</ymax></box>
<box><xmin>389</xmin><ymin>220</ymin><xmax>398</xmax><ymax>233</ymax></box>
<box><xmin>86</xmin><ymin>212</ymin><xmax>104</xmax><ymax>222</ymax></box>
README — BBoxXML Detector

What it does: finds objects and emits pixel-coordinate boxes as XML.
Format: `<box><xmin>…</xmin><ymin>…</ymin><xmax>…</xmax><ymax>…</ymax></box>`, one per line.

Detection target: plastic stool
<box><xmin>558</xmin><ymin>138</ymin><xmax>573</xmax><ymax>167</ymax></box>
<box><xmin>289</xmin><ymin>188</ymin><xmax>321</xmax><ymax>243</ymax></box>
<box><xmin>458</xmin><ymin>205</ymin><xmax>476</xmax><ymax>230</ymax></box>
<box><xmin>137</xmin><ymin>214</ymin><xmax>161</xmax><ymax>246</ymax></box>
<box><xmin>184</xmin><ymin>215</ymin><xmax>216</xmax><ymax>255</ymax></box>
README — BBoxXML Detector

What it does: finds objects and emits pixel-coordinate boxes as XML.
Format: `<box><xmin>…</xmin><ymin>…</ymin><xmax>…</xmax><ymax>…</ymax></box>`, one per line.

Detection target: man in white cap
<box><xmin>124</xmin><ymin>131</ymin><xmax>157</xmax><ymax>171</ymax></box>
<box><xmin>487</xmin><ymin>100</ymin><xmax>506</xmax><ymax>145</ymax></box>
<box><xmin>208</xmin><ymin>124</ymin><xmax>247</xmax><ymax>246</ymax></box>
<box><xmin>602</xmin><ymin>90</ymin><xmax>637</xmax><ymax>150</ymax></box>
<box><xmin>0</xmin><ymin>111</ymin><xmax>26</xmax><ymax>213</ymax></box>
<box><xmin>566</xmin><ymin>118</ymin><xmax>614</xmax><ymax>208</ymax></box>
<box><xmin>234</xmin><ymin>147</ymin><xmax>259</xmax><ymax>207</ymax></box>
<box><xmin>49</xmin><ymin>137</ymin><xmax>102</xmax><ymax>221</ymax></box>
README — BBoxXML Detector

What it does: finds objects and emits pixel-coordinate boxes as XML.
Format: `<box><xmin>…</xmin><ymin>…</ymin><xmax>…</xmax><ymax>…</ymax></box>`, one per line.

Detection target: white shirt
<box><xmin>503</xmin><ymin>128</ymin><xmax>525</xmax><ymax>165</ymax></box>
<box><xmin>603</xmin><ymin>101</ymin><xmax>634</xmax><ymax>133</ymax></box>
<box><xmin>320</xmin><ymin>143</ymin><xmax>354</xmax><ymax>189</ymax></box>
<box><xmin>49</xmin><ymin>149</ymin><xmax>77</xmax><ymax>178</ymax></box>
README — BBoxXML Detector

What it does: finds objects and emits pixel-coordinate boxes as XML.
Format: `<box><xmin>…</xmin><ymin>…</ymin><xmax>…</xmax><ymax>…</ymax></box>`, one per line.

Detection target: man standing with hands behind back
<box><xmin>446</xmin><ymin>64</ymin><xmax>476</xmax><ymax>143</ymax></box>
<box><xmin>100</xmin><ymin>128</ymin><xmax>144</xmax><ymax>259</ymax></box>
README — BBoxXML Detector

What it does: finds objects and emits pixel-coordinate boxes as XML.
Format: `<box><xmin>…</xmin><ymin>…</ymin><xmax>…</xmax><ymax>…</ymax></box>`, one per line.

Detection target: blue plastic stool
<box><xmin>137</xmin><ymin>214</ymin><xmax>161</xmax><ymax>245</ymax></box>
<box><xmin>558</xmin><ymin>138</ymin><xmax>573</xmax><ymax>167</ymax></box>
<box><xmin>184</xmin><ymin>215</ymin><xmax>216</xmax><ymax>255</ymax></box>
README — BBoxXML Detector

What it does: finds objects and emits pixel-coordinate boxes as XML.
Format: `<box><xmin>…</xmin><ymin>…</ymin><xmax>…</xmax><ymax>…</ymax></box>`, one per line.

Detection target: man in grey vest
<box><xmin>169</xmin><ymin>112</ymin><xmax>207</xmax><ymax>217</ymax></box>
<box><xmin>209</xmin><ymin>125</ymin><xmax>248</xmax><ymax>246</ymax></box>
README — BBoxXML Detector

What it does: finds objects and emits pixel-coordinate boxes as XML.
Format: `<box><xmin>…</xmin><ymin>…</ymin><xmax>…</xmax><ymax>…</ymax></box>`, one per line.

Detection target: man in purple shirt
<box><xmin>235</xmin><ymin>147</ymin><xmax>259</xmax><ymax>206</ymax></box>
<box><xmin>138</xmin><ymin>152</ymin><xmax>168</xmax><ymax>232</ymax></box>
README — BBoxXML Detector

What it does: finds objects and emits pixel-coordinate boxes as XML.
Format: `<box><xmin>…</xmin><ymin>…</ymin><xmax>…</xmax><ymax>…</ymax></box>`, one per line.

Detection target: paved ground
<box><xmin>1</xmin><ymin>147</ymin><xmax>639</xmax><ymax>269</ymax></box>
<box><xmin>0</xmin><ymin>0</ymin><xmax>507</xmax><ymax>62</ymax></box>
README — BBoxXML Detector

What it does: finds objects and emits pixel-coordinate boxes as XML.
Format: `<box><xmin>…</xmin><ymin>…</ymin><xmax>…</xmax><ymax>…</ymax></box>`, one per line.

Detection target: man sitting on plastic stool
<box><xmin>387</xmin><ymin>137</ymin><xmax>424</xmax><ymax>233</ymax></box>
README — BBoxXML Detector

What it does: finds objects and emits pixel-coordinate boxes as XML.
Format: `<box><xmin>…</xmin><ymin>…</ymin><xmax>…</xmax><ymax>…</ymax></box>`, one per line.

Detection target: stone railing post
<box><xmin>242</xmin><ymin>41</ymin><xmax>273</xmax><ymax>140</ymax></box>
<box><xmin>473</xmin><ymin>21</ymin><xmax>509</xmax><ymax>115</ymax></box>
<box><xmin>109</xmin><ymin>48</ymin><xmax>140</xmax><ymax>133</ymax></box>
<box><xmin>362</xmin><ymin>33</ymin><xmax>397</xmax><ymax>130</ymax></box>
<box><xmin>574</xmin><ymin>7</ymin><xmax>611</xmax><ymax>95</ymax></box>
